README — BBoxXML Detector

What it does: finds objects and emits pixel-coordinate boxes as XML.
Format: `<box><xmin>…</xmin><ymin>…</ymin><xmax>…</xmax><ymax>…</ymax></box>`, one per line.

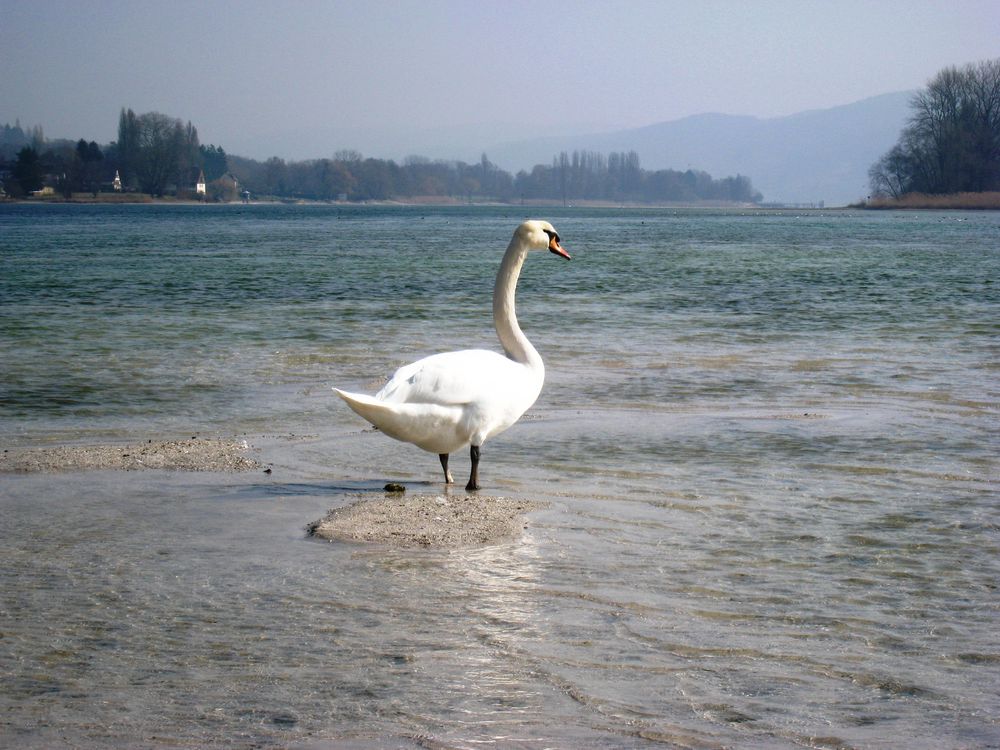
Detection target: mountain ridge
<box><xmin>487</xmin><ymin>91</ymin><xmax>915</xmax><ymax>206</ymax></box>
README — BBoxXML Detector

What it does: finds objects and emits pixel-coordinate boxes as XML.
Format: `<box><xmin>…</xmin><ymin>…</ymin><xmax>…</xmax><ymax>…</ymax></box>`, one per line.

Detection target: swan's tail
<box><xmin>333</xmin><ymin>389</ymin><xmax>387</xmax><ymax>425</ymax></box>
<box><xmin>333</xmin><ymin>388</ymin><xmax>461</xmax><ymax>451</ymax></box>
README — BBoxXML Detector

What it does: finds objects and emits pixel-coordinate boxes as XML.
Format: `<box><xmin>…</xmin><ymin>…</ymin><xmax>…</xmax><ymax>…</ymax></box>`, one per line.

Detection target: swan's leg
<box><xmin>439</xmin><ymin>454</ymin><xmax>454</xmax><ymax>484</ymax></box>
<box><xmin>466</xmin><ymin>445</ymin><xmax>481</xmax><ymax>491</ymax></box>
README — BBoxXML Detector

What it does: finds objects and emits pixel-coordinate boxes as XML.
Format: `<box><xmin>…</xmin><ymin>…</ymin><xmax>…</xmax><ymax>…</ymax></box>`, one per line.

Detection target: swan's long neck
<box><xmin>493</xmin><ymin>236</ymin><xmax>543</xmax><ymax>374</ymax></box>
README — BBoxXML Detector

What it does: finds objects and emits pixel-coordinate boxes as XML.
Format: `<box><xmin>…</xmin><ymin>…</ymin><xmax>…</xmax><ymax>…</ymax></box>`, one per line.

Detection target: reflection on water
<box><xmin>1</xmin><ymin>205</ymin><xmax>998</xmax><ymax>747</ymax></box>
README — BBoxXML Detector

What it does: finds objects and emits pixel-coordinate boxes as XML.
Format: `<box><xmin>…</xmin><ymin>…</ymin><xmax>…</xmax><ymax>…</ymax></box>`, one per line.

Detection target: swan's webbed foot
<box><xmin>465</xmin><ymin>445</ymin><xmax>481</xmax><ymax>491</ymax></box>
<box><xmin>439</xmin><ymin>454</ymin><xmax>454</xmax><ymax>484</ymax></box>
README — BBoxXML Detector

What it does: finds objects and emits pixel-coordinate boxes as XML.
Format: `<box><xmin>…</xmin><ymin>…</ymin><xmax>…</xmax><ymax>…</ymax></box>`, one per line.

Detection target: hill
<box><xmin>487</xmin><ymin>91</ymin><xmax>914</xmax><ymax>206</ymax></box>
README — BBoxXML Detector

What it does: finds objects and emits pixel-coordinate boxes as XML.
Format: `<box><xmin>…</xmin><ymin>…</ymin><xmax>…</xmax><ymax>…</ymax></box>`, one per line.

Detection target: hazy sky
<box><xmin>3</xmin><ymin>0</ymin><xmax>998</xmax><ymax>162</ymax></box>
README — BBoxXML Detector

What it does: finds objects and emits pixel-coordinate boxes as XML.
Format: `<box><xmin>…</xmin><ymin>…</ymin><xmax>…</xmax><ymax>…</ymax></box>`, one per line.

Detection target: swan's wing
<box><xmin>375</xmin><ymin>349</ymin><xmax>517</xmax><ymax>406</ymax></box>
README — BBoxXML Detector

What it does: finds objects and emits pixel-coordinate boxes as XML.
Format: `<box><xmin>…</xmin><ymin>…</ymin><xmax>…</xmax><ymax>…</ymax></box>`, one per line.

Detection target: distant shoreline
<box><xmin>0</xmin><ymin>193</ymin><xmax>770</xmax><ymax>209</ymax></box>
<box><xmin>8</xmin><ymin>192</ymin><xmax>1000</xmax><ymax>210</ymax></box>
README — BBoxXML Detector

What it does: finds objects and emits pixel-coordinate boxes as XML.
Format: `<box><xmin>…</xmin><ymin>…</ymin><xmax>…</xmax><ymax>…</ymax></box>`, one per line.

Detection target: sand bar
<box><xmin>309</xmin><ymin>492</ymin><xmax>542</xmax><ymax>549</ymax></box>
<box><xmin>0</xmin><ymin>437</ymin><xmax>261</xmax><ymax>473</ymax></box>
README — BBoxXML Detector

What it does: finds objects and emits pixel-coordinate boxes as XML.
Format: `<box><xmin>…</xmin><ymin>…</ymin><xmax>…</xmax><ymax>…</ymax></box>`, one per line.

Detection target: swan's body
<box><xmin>334</xmin><ymin>220</ymin><xmax>569</xmax><ymax>490</ymax></box>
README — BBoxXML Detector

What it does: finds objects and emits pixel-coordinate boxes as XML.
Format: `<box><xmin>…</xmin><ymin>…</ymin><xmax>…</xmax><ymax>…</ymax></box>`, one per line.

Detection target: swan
<box><xmin>334</xmin><ymin>219</ymin><xmax>570</xmax><ymax>490</ymax></box>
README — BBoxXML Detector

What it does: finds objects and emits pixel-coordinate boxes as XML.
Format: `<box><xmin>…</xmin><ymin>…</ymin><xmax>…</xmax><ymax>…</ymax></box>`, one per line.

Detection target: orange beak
<box><xmin>548</xmin><ymin>235</ymin><xmax>571</xmax><ymax>260</ymax></box>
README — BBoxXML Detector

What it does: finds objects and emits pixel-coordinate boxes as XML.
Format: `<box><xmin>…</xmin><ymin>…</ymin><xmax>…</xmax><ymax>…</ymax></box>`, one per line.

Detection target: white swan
<box><xmin>334</xmin><ymin>219</ymin><xmax>570</xmax><ymax>490</ymax></box>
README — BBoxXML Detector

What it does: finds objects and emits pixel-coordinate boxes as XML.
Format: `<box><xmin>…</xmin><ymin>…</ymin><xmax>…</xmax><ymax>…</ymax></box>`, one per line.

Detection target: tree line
<box><xmin>869</xmin><ymin>58</ymin><xmax>1000</xmax><ymax>198</ymax></box>
<box><xmin>3</xmin><ymin>108</ymin><xmax>762</xmax><ymax>204</ymax></box>
<box><xmin>1</xmin><ymin>110</ymin><xmax>232</xmax><ymax>199</ymax></box>
<box><xmin>227</xmin><ymin>149</ymin><xmax>761</xmax><ymax>204</ymax></box>
<box><xmin>515</xmin><ymin>150</ymin><xmax>760</xmax><ymax>203</ymax></box>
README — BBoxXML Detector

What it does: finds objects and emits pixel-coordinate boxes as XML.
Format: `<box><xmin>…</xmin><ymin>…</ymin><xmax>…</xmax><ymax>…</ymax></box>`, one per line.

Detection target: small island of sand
<box><xmin>308</xmin><ymin>492</ymin><xmax>542</xmax><ymax>549</ymax></box>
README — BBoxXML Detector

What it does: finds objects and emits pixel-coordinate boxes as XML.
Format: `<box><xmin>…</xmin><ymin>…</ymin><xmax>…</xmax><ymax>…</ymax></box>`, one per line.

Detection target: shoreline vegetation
<box><xmin>857</xmin><ymin>191</ymin><xmax>1000</xmax><ymax>210</ymax></box>
<box><xmin>3</xmin><ymin>112</ymin><xmax>762</xmax><ymax>205</ymax></box>
<box><xmin>868</xmin><ymin>60</ymin><xmax>1000</xmax><ymax>203</ymax></box>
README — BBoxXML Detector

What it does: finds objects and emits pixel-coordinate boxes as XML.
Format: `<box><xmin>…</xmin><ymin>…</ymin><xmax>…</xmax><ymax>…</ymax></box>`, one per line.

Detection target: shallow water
<box><xmin>1</xmin><ymin>204</ymin><xmax>998</xmax><ymax>748</ymax></box>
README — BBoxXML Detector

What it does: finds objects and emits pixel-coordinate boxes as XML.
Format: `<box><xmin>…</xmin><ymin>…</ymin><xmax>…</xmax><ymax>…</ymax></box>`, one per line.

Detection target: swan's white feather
<box><xmin>377</xmin><ymin>349</ymin><xmax>537</xmax><ymax>406</ymax></box>
<box><xmin>335</xmin><ymin>349</ymin><xmax>541</xmax><ymax>452</ymax></box>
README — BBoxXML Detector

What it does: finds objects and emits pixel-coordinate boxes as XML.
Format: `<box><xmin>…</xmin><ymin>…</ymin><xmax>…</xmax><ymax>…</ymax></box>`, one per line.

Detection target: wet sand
<box><xmin>309</xmin><ymin>492</ymin><xmax>543</xmax><ymax>548</ymax></box>
<box><xmin>0</xmin><ymin>437</ymin><xmax>261</xmax><ymax>473</ymax></box>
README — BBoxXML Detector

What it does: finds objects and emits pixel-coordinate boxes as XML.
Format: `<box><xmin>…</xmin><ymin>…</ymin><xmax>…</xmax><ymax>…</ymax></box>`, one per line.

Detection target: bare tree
<box><xmin>868</xmin><ymin>144</ymin><xmax>910</xmax><ymax>198</ymax></box>
<box><xmin>871</xmin><ymin>58</ymin><xmax>1000</xmax><ymax>197</ymax></box>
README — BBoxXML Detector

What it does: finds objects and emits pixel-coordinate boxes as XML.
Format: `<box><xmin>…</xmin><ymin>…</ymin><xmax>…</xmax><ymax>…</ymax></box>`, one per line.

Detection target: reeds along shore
<box><xmin>861</xmin><ymin>191</ymin><xmax>1000</xmax><ymax>210</ymax></box>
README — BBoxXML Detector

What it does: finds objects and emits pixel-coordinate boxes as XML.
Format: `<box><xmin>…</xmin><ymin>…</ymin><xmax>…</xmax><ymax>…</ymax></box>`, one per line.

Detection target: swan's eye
<box><xmin>543</xmin><ymin>229</ymin><xmax>560</xmax><ymax>243</ymax></box>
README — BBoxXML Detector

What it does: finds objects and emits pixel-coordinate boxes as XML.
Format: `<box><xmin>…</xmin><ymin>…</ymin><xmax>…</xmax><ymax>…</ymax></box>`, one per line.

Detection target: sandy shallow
<box><xmin>0</xmin><ymin>437</ymin><xmax>262</xmax><ymax>473</ymax></box>
<box><xmin>1</xmin><ymin>437</ymin><xmax>541</xmax><ymax>549</ymax></box>
<box><xmin>309</xmin><ymin>492</ymin><xmax>543</xmax><ymax>549</ymax></box>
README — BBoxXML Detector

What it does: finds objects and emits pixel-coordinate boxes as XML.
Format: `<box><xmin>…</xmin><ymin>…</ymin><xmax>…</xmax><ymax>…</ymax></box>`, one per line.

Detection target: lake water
<box><xmin>1</xmin><ymin>203</ymin><xmax>998</xmax><ymax>748</ymax></box>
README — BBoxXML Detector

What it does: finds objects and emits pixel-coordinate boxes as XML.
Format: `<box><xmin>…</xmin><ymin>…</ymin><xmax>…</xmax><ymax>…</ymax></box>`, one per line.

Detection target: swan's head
<box><xmin>517</xmin><ymin>220</ymin><xmax>571</xmax><ymax>260</ymax></box>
